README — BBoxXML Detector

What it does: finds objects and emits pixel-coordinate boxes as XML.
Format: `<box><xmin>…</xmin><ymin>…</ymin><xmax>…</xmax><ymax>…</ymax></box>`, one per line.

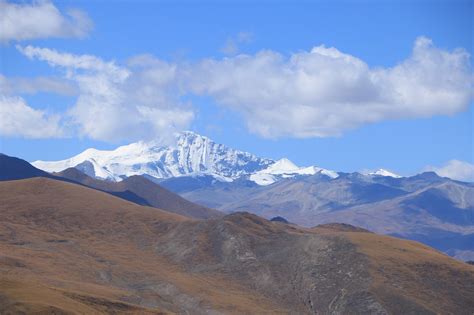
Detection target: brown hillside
<box><xmin>1</xmin><ymin>178</ymin><xmax>473</xmax><ymax>314</ymax></box>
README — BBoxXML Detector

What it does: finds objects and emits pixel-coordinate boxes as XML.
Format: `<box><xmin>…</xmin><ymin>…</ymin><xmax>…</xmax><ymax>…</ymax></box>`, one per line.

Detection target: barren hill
<box><xmin>0</xmin><ymin>177</ymin><xmax>473</xmax><ymax>314</ymax></box>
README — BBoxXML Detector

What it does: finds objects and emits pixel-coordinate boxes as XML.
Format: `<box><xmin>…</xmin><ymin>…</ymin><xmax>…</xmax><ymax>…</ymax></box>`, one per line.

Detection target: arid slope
<box><xmin>0</xmin><ymin>178</ymin><xmax>473</xmax><ymax>314</ymax></box>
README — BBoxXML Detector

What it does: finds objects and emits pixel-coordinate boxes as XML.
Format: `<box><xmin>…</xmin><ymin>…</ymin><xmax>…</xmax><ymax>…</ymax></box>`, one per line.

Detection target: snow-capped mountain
<box><xmin>367</xmin><ymin>169</ymin><xmax>402</xmax><ymax>178</ymax></box>
<box><xmin>33</xmin><ymin>131</ymin><xmax>275</xmax><ymax>182</ymax></box>
<box><xmin>249</xmin><ymin>158</ymin><xmax>339</xmax><ymax>186</ymax></box>
<box><xmin>33</xmin><ymin>131</ymin><xmax>397</xmax><ymax>185</ymax></box>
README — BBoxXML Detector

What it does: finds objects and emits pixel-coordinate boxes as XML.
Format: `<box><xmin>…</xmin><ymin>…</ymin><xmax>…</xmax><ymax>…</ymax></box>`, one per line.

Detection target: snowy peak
<box><xmin>367</xmin><ymin>168</ymin><xmax>402</xmax><ymax>178</ymax></box>
<box><xmin>263</xmin><ymin>158</ymin><xmax>299</xmax><ymax>174</ymax></box>
<box><xmin>170</xmin><ymin>131</ymin><xmax>275</xmax><ymax>178</ymax></box>
<box><xmin>33</xmin><ymin>131</ymin><xmax>273</xmax><ymax>181</ymax></box>
<box><xmin>33</xmin><ymin>132</ymin><xmax>340</xmax><ymax>186</ymax></box>
<box><xmin>249</xmin><ymin>158</ymin><xmax>338</xmax><ymax>186</ymax></box>
<box><xmin>34</xmin><ymin>131</ymin><xmax>408</xmax><ymax>186</ymax></box>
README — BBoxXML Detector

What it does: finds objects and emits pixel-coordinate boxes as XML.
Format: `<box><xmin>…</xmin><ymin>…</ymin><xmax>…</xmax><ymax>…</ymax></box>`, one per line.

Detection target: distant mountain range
<box><xmin>28</xmin><ymin>133</ymin><xmax>474</xmax><ymax>261</ymax></box>
<box><xmin>164</xmin><ymin>170</ymin><xmax>473</xmax><ymax>260</ymax></box>
<box><xmin>32</xmin><ymin>131</ymin><xmax>357</xmax><ymax>184</ymax></box>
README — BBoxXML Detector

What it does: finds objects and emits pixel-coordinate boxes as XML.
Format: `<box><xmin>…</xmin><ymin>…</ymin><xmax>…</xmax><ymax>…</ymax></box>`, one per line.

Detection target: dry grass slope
<box><xmin>0</xmin><ymin>177</ymin><xmax>473</xmax><ymax>314</ymax></box>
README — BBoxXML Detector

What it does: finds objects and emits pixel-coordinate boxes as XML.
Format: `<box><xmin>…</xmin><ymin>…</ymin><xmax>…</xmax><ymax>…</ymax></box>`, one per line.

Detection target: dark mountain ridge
<box><xmin>0</xmin><ymin>153</ymin><xmax>222</xmax><ymax>220</ymax></box>
<box><xmin>55</xmin><ymin>167</ymin><xmax>222</xmax><ymax>219</ymax></box>
<box><xmin>0</xmin><ymin>153</ymin><xmax>53</xmax><ymax>180</ymax></box>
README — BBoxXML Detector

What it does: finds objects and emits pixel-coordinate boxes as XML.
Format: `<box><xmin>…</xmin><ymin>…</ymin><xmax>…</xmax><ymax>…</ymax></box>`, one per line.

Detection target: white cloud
<box><xmin>424</xmin><ymin>160</ymin><xmax>474</xmax><ymax>182</ymax></box>
<box><xmin>220</xmin><ymin>31</ymin><xmax>253</xmax><ymax>55</ymax></box>
<box><xmin>17</xmin><ymin>45</ymin><xmax>127</xmax><ymax>77</ymax></box>
<box><xmin>189</xmin><ymin>37</ymin><xmax>472</xmax><ymax>138</ymax></box>
<box><xmin>11</xmin><ymin>37</ymin><xmax>472</xmax><ymax>142</ymax></box>
<box><xmin>0</xmin><ymin>0</ymin><xmax>93</xmax><ymax>42</ymax></box>
<box><xmin>0</xmin><ymin>74</ymin><xmax>77</xmax><ymax>95</ymax></box>
<box><xmin>16</xmin><ymin>46</ymin><xmax>194</xmax><ymax>142</ymax></box>
<box><xmin>0</xmin><ymin>95</ymin><xmax>64</xmax><ymax>138</ymax></box>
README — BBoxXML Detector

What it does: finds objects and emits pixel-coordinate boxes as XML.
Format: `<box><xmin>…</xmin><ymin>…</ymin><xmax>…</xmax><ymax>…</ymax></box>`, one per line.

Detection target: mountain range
<box><xmin>1</xmin><ymin>165</ymin><xmax>473</xmax><ymax>313</ymax></box>
<box><xmin>32</xmin><ymin>131</ymin><xmax>342</xmax><ymax>184</ymax></box>
<box><xmin>167</xmin><ymin>171</ymin><xmax>473</xmax><ymax>260</ymax></box>
<box><xmin>30</xmin><ymin>132</ymin><xmax>474</xmax><ymax>261</ymax></box>
<box><xmin>33</xmin><ymin>131</ymin><xmax>275</xmax><ymax>182</ymax></box>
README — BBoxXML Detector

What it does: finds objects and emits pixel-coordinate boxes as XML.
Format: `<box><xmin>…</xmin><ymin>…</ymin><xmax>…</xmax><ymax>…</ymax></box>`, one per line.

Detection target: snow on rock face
<box><xmin>249</xmin><ymin>158</ymin><xmax>339</xmax><ymax>186</ymax></box>
<box><xmin>32</xmin><ymin>131</ymin><xmax>273</xmax><ymax>181</ymax></box>
<box><xmin>171</xmin><ymin>131</ymin><xmax>273</xmax><ymax>177</ymax></box>
<box><xmin>249</xmin><ymin>173</ymin><xmax>277</xmax><ymax>186</ymax></box>
<box><xmin>367</xmin><ymin>169</ymin><xmax>402</xmax><ymax>178</ymax></box>
<box><xmin>75</xmin><ymin>159</ymin><xmax>117</xmax><ymax>180</ymax></box>
<box><xmin>261</xmin><ymin>158</ymin><xmax>299</xmax><ymax>174</ymax></box>
<box><xmin>33</xmin><ymin>130</ymin><xmax>412</xmax><ymax>185</ymax></box>
<box><xmin>32</xmin><ymin>131</ymin><xmax>341</xmax><ymax>185</ymax></box>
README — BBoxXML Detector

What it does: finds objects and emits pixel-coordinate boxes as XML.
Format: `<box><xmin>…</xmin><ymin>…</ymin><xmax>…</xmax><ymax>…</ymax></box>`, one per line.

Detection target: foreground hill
<box><xmin>0</xmin><ymin>177</ymin><xmax>473</xmax><ymax>313</ymax></box>
<box><xmin>55</xmin><ymin>167</ymin><xmax>222</xmax><ymax>219</ymax></box>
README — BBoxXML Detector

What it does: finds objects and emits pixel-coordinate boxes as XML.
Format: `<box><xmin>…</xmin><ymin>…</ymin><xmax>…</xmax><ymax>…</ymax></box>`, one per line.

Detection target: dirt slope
<box><xmin>0</xmin><ymin>178</ymin><xmax>473</xmax><ymax>314</ymax></box>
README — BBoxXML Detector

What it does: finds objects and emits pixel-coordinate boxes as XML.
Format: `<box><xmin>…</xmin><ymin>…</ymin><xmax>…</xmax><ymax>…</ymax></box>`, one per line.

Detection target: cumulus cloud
<box><xmin>220</xmin><ymin>31</ymin><xmax>253</xmax><ymax>55</ymax></box>
<box><xmin>0</xmin><ymin>0</ymin><xmax>93</xmax><ymax>42</ymax></box>
<box><xmin>189</xmin><ymin>37</ymin><xmax>472</xmax><ymax>138</ymax></box>
<box><xmin>11</xmin><ymin>37</ymin><xmax>472</xmax><ymax>142</ymax></box>
<box><xmin>16</xmin><ymin>46</ymin><xmax>194</xmax><ymax>142</ymax></box>
<box><xmin>0</xmin><ymin>73</ymin><xmax>70</xmax><ymax>138</ymax></box>
<box><xmin>424</xmin><ymin>160</ymin><xmax>474</xmax><ymax>182</ymax></box>
<box><xmin>0</xmin><ymin>95</ymin><xmax>64</xmax><ymax>138</ymax></box>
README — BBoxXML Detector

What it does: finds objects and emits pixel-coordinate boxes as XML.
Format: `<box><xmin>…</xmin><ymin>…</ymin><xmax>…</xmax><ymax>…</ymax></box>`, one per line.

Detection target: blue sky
<box><xmin>0</xmin><ymin>0</ymin><xmax>472</xmax><ymax>177</ymax></box>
